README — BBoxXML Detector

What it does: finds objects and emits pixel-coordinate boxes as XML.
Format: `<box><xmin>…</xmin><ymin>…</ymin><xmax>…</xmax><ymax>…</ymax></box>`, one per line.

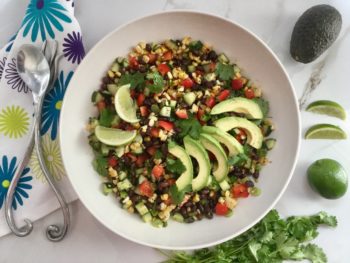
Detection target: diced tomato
<box><xmin>108</xmin><ymin>156</ymin><xmax>118</xmax><ymax>167</ymax></box>
<box><xmin>232</xmin><ymin>184</ymin><xmax>249</xmax><ymax>198</ymax></box>
<box><xmin>97</xmin><ymin>101</ymin><xmax>106</xmax><ymax>112</ymax></box>
<box><xmin>126</xmin><ymin>153</ymin><xmax>137</xmax><ymax>163</ymax></box>
<box><xmin>182</xmin><ymin>78</ymin><xmax>194</xmax><ymax>89</ymax></box>
<box><xmin>218</xmin><ymin>90</ymin><xmax>230</xmax><ymax>101</ymax></box>
<box><xmin>136</xmin><ymin>154</ymin><xmax>148</xmax><ymax>168</ymax></box>
<box><xmin>167</xmin><ymin>178</ymin><xmax>176</xmax><ymax>185</ymax></box>
<box><xmin>137</xmin><ymin>93</ymin><xmax>145</xmax><ymax>106</ymax></box>
<box><xmin>231</xmin><ymin>79</ymin><xmax>243</xmax><ymax>90</ymax></box>
<box><xmin>130</xmin><ymin>89</ymin><xmax>136</xmax><ymax>99</ymax></box>
<box><xmin>152</xmin><ymin>165</ymin><xmax>164</xmax><ymax>180</ymax></box>
<box><xmin>209</xmin><ymin>62</ymin><xmax>216</xmax><ymax>72</ymax></box>
<box><xmin>139</xmin><ymin>180</ymin><xmax>154</xmax><ymax>198</ymax></box>
<box><xmin>150</xmin><ymin>127</ymin><xmax>160</xmax><ymax>138</ymax></box>
<box><xmin>164</xmin><ymin>197</ymin><xmax>173</xmax><ymax>205</ymax></box>
<box><xmin>197</xmin><ymin>109</ymin><xmax>206</xmax><ymax>124</ymax></box>
<box><xmin>125</xmin><ymin>124</ymin><xmax>135</xmax><ymax>131</ymax></box>
<box><xmin>129</xmin><ymin>56</ymin><xmax>139</xmax><ymax>69</ymax></box>
<box><xmin>162</xmin><ymin>51</ymin><xmax>173</xmax><ymax>61</ymax></box>
<box><xmin>157</xmin><ymin>63</ymin><xmax>170</xmax><ymax>76</ymax></box>
<box><xmin>195</xmin><ymin>70</ymin><xmax>204</xmax><ymax>76</ymax></box>
<box><xmin>140</xmin><ymin>106</ymin><xmax>149</xmax><ymax>117</ymax></box>
<box><xmin>215</xmin><ymin>203</ymin><xmax>229</xmax><ymax>216</ymax></box>
<box><xmin>146</xmin><ymin>146</ymin><xmax>158</xmax><ymax>156</ymax></box>
<box><xmin>147</xmin><ymin>53</ymin><xmax>157</xmax><ymax>64</ymax></box>
<box><xmin>158</xmin><ymin>120</ymin><xmax>174</xmax><ymax>131</ymax></box>
<box><xmin>175</xmin><ymin>109</ymin><xmax>188</xmax><ymax>119</ymax></box>
<box><xmin>235</xmin><ymin>129</ymin><xmax>247</xmax><ymax>144</ymax></box>
<box><xmin>245</xmin><ymin>88</ymin><xmax>255</xmax><ymax>99</ymax></box>
<box><xmin>206</xmin><ymin>96</ymin><xmax>216</xmax><ymax>108</ymax></box>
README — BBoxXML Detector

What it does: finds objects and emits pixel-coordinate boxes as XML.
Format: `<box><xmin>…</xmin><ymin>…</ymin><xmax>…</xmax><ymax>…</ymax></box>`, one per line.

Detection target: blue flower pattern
<box><xmin>41</xmin><ymin>70</ymin><xmax>73</xmax><ymax>140</ymax></box>
<box><xmin>21</xmin><ymin>0</ymin><xmax>72</xmax><ymax>42</ymax></box>
<box><xmin>0</xmin><ymin>156</ymin><xmax>33</xmax><ymax>210</ymax></box>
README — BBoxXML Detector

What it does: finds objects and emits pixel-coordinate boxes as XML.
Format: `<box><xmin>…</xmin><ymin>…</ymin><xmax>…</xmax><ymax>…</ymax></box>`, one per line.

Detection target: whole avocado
<box><xmin>290</xmin><ymin>5</ymin><xmax>342</xmax><ymax>63</ymax></box>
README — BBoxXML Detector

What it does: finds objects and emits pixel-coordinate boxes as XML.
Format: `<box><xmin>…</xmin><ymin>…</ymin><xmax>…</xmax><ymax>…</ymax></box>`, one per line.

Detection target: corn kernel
<box><xmin>161</xmin><ymin>194</ymin><xmax>169</xmax><ymax>201</ymax></box>
<box><xmin>166</xmin><ymin>71</ymin><xmax>173</xmax><ymax>80</ymax></box>
<box><xmin>193</xmin><ymin>194</ymin><xmax>200</xmax><ymax>203</ymax></box>
<box><xmin>107</xmin><ymin>70</ymin><xmax>114</xmax><ymax>78</ymax></box>
<box><xmin>159</xmin><ymin>202</ymin><xmax>167</xmax><ymax>211</ymax></box>
<box><xmin>115</xmin><ymin>71</ymin><xmax>121</xmax><ymax>77</ymax></box>
<box><xmin>108</xmin><ymin>167</ymin><xmax>118</xmax><ymax>177</ymax></box>
<box><xmin>135</xmin><ymin>45</ymin><xmax>143</xmax><ymax>54</ymax></box>
<box><xmin>127</xmin><ymin>206</ymin><xmax>134</xmax><ymax>213</ymax></box>
<box><xmin>218</xmin><ymin>197</ymin><xmax>225</xmax><ymax>204</ymax></box>
<box><xmin>139</xmin><ymin>42</ymin><xmax>146</xmax><ymax>49</ymax></box>
<box><xmin>142</xmin><ymin>55</ymin><xmax>150</xmax><ymax>63</ymax></box>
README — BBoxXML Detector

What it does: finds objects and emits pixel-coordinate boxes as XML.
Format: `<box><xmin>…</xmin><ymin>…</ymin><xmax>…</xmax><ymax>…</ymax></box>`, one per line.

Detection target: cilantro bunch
<box><xmin>162</xmin><ymin>210</ymin><xmax>337</xmax><ymax>263</ymax></box>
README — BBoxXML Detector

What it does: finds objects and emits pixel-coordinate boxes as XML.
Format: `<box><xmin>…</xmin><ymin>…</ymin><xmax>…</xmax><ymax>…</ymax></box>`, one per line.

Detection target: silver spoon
<box><xmin>5</xmin><ymin>45</ymin><xmax>70</xmax><ymax>241</ymax></box>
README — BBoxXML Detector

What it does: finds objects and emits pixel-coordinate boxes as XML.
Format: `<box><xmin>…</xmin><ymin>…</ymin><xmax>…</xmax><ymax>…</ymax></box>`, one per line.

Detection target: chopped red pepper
<box><xmin>150</xmin><ymin>127</ymin><xmax>160</xmax><ymax>138</ymax></box>
<box><xmin>97</xmin><ymin>101</ymin><xmax>106</xmax><ymax>112</ymax></box>
<box><xmin>182</xmin><ymin>78</ymin><xmax>194</xmax><ymax>89</ymax></box>
<box><xmin>231</xmin><ymin>78</ymin><xmax>244</xmax><ymax>90</ymax></box>
<box><xmin>235</xmin><ymin>128</ymin><xmax>247</xmax><ymax>144</ymax></box>
<box><xmin>136</xmin><ymin>154</ymin><xmax>148</xmax><ymax>168</ymax></box>
<box><xmin>232</xmin><ymin>184</ymin><xmax>249</xmax><ymax>198</ymax></box>
<box><xmin>175</xmin><ymin>109</ymin><xmax>188</xmax><ymax>119</ymax></box>
<box><xmin>209</xmin><ymin>62</ymin><xmax>216</xmax><ymax>72</ymax></box>
<box><xmin>158</xmin><ymin>120</ymin><xmax>174</xmax><ymax>131</ymax></box>
<box><xmin>137</xmin><ymin>93</ymin><xmax>145</xmax><ymax>106</ymax></box>
<box><xmin>140</xmin><ymin>106</ymin><xmax>149</xmax><ymax>117</ymax></box>
<box><xmin>107</xmin><ymin>156</ymin><xmax>118</xmax><ymax>167</ymax></box>
<box><xmin>167</xmin><ymin>178</ymin><xmax>176</xmax><ymax>186</ymax></box>
<box><xmin>152</xmin><ymin>165</ymin><xmax>164</xmax><ymax>180</ymax></box>
<box><xmin>146</xmin><ymin>146</ymin><xmax>158</xmax><ymax>156</ymax></box>
<box><xmin>157</xmin><ymin>63</ymin><xmax>170</xmax><ymax>76</ymax></box>
<box><xmin>162</xmin><ymin>51</ymin><xmax>173</xmax><ymax>61</ymax></box>
<box><xmin>139</xmin><ymin>180</ymin><xmax>154</xmax><ymax>198</ymax></box>
<box><xmin>130</xmin><ymin>89</ymin><xmax>136</xmax><ymax>99</ymax></box>
<box><xmin>129</xmin><ymin>56</ymin><xmax>139</xmax><ymax>69</ymax></box>
<box><xmin>206</xmin><ymin>96</ymin><xmax>216</xmax><ymax>108</ymax></box>
<box><xmin>215</xmin><ymin>203</ymin><xmax>229</xmax><ymax>216</ymax></box>
<box><xmin>147</xmin><ymin>53</ymin><xmax>157</xmax><ymax>64</ymax></box>
<box><xmin>126</xmin><ymin>153</ymin><xmax>137</xmax><ymax>163</ymax></box>
<box><xmin>217</xmin><ymin>90</ymin><xmax>230</xmax><ymax>101</ymax></box>
<box><xmin>245</xmin><ymin>88</ymin><xmax>255</xmax><ymax>99</ymax></box>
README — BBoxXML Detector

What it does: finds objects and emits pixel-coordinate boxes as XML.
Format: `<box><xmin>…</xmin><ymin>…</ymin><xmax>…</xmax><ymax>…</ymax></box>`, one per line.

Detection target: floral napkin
<box><xmin>0</xmin><ymin>0</ymin><xmax>85</xmax><ymax>236</ymax></box>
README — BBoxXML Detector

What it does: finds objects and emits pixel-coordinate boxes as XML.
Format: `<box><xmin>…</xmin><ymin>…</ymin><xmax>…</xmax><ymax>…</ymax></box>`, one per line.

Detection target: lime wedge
<box><xmin>305</xmin><ymin>124</ymin><xmax>347</xmax><ymax>139</ymax></box>
<box><xmin>114</xmin><ymin>84</ymin><xmax>139</xmax><ymax>123</ymax></box>
<box><xmin>306</xmin><ymin>100</ymin><xmax>346</xmax><ymax>120</ymax></box>
<box><xmin>95</xmin><ymin>125</ymin><xmax>136</xmax><ymax>146</ymax></box>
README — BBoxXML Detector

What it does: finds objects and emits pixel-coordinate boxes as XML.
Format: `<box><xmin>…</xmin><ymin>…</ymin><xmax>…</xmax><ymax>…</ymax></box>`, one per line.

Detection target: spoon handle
<box><xmin>5</xmin><ymin>120</ymin><xmax>35</xmax><ymax>236</ymax></box>
<box><xmin>34</xmin><ymin>98</ymin><xmax>70</xmax><ymax>242</ymax></box>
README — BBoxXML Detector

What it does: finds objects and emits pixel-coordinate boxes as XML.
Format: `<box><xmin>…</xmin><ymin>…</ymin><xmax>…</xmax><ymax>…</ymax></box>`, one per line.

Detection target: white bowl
<box><xmin>60</xmin><ymin>10</ymin><xmax>300</xmax><ymax>250</ymax></box>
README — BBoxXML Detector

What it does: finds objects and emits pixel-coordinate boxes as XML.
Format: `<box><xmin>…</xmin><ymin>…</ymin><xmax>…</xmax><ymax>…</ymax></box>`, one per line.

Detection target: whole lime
<box><xmin>307</xmin><ymin>159</ymin><xmax>348</xmax><ymax>199</ymax></box>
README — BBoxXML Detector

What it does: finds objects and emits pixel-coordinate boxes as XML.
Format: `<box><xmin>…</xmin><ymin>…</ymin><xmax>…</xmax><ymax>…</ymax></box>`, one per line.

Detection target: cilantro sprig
<box><xmin>163</xmin><ymin>210</ymin><xmax>337</xmax><ymax>263</ymax></box>
<box><xmin>175</xmin><ymin>115</ymin><xmax>202</xmax><ymax>140</ymax></box>
<box><xmin>146</xmin><ymin>72</ymin><xmax>165</xmax><ymax>93</ymax></box>
<box><xmin>216</xmin><ymin>62</ymin><xmax>235</xmax><ymax>81</ymax></box>
<box><xmin>118</xmin><ymin>72</ymin><xmax>145</xmax><ymax>89</ymax></box>
<box><xmin>166</xmin><ymin>158</ymin><xmax>186</xmax><ymax>176</ymax></box>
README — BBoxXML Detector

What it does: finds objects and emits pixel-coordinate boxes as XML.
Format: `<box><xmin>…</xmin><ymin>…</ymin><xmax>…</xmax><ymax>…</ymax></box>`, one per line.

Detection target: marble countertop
<box><xmin>1</xmin><ymin>0</ymin><xmax>350</xmax><ymax>262</ymax></box>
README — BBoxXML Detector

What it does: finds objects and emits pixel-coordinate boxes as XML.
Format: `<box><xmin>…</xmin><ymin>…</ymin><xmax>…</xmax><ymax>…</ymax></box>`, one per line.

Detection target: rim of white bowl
<box><xmin>60</xmin><ymin>9</ymin><xmax>301</xmax><ymax>250</ymax></box>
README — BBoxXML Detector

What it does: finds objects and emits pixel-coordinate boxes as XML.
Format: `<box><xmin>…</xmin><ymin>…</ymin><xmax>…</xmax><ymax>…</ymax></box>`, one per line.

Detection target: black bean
<box><xmin>192</xmin><ymin>50</ymin><xmax>200</xmax><ymax>56</ymax></box>
<box><xmin>245</xmin><ymin>180</ymin><xmax>255</xmax><ymax>188</ymax></box>
<box><xmin>145</xmin><ymin>43</ymin><xmax>152</xmax><ymax>52</ymax></box>
<box><xmin>200</xmin><ymin>53</ymin><xmax>208</xmax><ymax>61</ymax></box>
<box><xmin>185</xmin><ymin>217</ymin><xmax>195</xmax><ymax>223</ymax></box>
<box><xmin>196</xmin><ymin>65</ymin><xmax>204</xmax><ymax>72</ymax></box>
<box><xmin>182</xmin><ymin>59</ymin><xmax>191</xmax><ymax>66</ymax></box>
<box><xmin>202</xmin><ymin>188</ymin><xmax>210</xmax><ymax>195</ymax></box>
<box><xmin>161</xmin><ymin>144</ymin><xmax>168</xmax><ymax>156</ymax></box>
<box><xmin>253</xmin><ymin>172</ymin><xmax>260</xmax><ymax>179</ymax></box>
<box><xmin>130</xmin><ymin>194</ymin><xmax>141</xmax><ymax>204</ymax></box>
<box><xmin>158</xmin><ymin>181</ymin><xmax>169</xmax><ymax>190</ymax></box>
<box><xmin>180</xmin><ymin>207</ymin><xmax>188</xmax><ymax>216</ymax></box>
<box><xmin>176</xmin><ymin>40</ymin><xmax>182</xmax><ymax>46</ymax></box>
<box><xmin>205</xmin><ymin>211</ymin><xmax>213</xmax><ymax>219</ymax></box>
<box><xmin>139</xmin><ymin>65</ymin><xmax>147</xmax><ymax>73</ymax></box>
<box><xmin>196</xmin><ymin>213</ymin><xmax>203</xmax><ymax>220</ymax></box>
<box><xmin>197</xmin><ymin>203</ymin><xmax>204</xmax><ymax>213</ymax></box>
<box><xmin>208</xmin><ymin>50</ymin><xmax>218</xmax><ymax>61</ymax></box>
<box><xmin>102</xmin><ymin>76</ymin><xmax>109</xmax><ymax>84</ymax></box>
<box><xmin>100</xmin><ymin>83</ymin><xmax>107</xmax><ymax>90</ymax></box>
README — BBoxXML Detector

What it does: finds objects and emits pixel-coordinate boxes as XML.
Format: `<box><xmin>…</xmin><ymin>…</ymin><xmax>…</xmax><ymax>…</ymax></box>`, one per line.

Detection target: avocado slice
<box><xmin>202</xmin><ymin>126</ymin><xmax>243</xmax><ymax>156</ymax></box>
<box><xmin>183</xmin><ymin>136</ymin><xmax>210</xmax><ymax>191</ymax></box>
<box><xmin>168</xmin><ymin>142</ymin><xmax>193</xmax><ymax>191</ymax></box>
<box><xmin>210</xmin><ymin>98</ymin><xmax>263</xmax><ymax>119</ymax></box>
<box><xmin>199</xmin><ymin>133</ymin><xmax>228</xmax><ymax>182</ymax></box>
<box><xmin>290</xmin><ymin>5</ymin><xmax>342</xmax><ymax>63</ymax></box>
<box><xmin>214</xmin><ymin>117</ymin><xmax>263</xmax><ymax>149</ymax></box>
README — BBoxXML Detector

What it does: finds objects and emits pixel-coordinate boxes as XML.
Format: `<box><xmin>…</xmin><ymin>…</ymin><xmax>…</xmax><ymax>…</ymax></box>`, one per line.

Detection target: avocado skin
<box><xmin>290</xmin><ymin>5</ymin><xmax>342</xmax><ymax>63</ymax></box>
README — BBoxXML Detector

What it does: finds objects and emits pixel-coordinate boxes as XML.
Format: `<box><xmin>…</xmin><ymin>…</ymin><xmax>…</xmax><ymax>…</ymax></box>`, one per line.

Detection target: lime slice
<box><xmin>306</xmin><ymin>100</ymin><xmax>346</xmax><ymax>120</ymax></box>
<box><xmin>307</xmin><ymin>158</ymin><xmax>348</xmax><ymax>199</ymax></box>
<box><xmin>305</xmin><ymin>124</ymin><xmax>347</xmax><ymax>139</ymax></box>
<box><xmin>95</xmin><ymin>125</ymin><xmax>136</xmax><ymax>146</ymax></box>
<box><xmin>114</xmin><ymin>84</ymin><xmax>139</xmax><ymax>123</ymax></box>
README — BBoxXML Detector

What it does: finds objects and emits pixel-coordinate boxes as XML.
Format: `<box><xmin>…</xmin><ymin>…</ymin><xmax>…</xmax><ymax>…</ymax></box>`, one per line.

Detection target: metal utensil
<box><xmin>5</xmin><ymin>44</ymin><xmax>70</xmax><ymax>241</ymax></box>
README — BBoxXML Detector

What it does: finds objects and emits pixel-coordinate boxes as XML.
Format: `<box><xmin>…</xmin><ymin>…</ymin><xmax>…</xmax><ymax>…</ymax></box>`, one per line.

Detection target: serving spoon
<box><xmin>5</xmin><ymin>44</ymin><xmax>70</xmax><ymax>241</ymax></box>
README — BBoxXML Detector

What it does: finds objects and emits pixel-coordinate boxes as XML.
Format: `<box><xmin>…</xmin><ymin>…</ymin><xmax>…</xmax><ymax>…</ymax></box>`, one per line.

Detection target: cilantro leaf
<box><xmin>189</xmin><ymin>40</ymin><xmax>203</xmax><ymax>51</ymax></box>
<box><xmin>99</xmin><ymin>108</ymin><xmax>115</xmax><ymax>127</ymax></box>
<box><xmin>169</xmin><ymin>184</ymin><xmax>191</xmax><ymax>205</ymax></box>
<box><xmin>166</xmin><ymin>158</ymin><xmax>186</xmax><ymax>176</ymax></box>
<box><xmin>227</xmin><ymin>153</ymin><xmax>249</xmax><ymax>166</ymax></box>
<box><xmin>92</xmin><ymin>154</ymin><xmax>108</xmax><ymax>177</ymax></box>
<box><xmin>175</xmin><ymin>116</ymin><xmax>202</xmax><ymax>140</ymax></box>
<box><xmin>146</xmin><ymin>72</ymin><xmax>165</xmax><ymax>93</ymax></box>
<box><xmin>119</xmin><ymin>72</ymin><xmax>145</xmax><ymax>89</ymax></box>
<box><xmin>253</xmin><ymin>98</ymin><xmax>270</xmax><ymax>118</ymax></box>
<box><xmin>215</xmin><ymin>62</ymin><xmax>235</xmax><ymax>81</ymax></box>
<box><xmin>301</xmin><ymin>244</ymin><xmax>327</xmax><ymax>263</ymax></box>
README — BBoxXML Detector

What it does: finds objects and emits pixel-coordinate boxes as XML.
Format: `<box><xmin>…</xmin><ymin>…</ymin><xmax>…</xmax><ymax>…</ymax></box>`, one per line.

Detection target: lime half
<box><xmin>306</xmin><ymin>100</ymin><xmax>346</xmax><ymax>120</ymax></box>
<box><xmin>307</xmin><ymin>158</ymin><xmax>348</xmax><ymax>199</ymax></box>
<box><xmin>95</xmin><ymin>125</ymin><xmax>136</xmax><ymax>146</ymax></box>
<box><xmin>305</xmin><ymin>124</ymin><xmax>347</xmax><ymax>139</ymax></box>
<box><xmin>114</xmin><ymin>84</ymin><xmax>139</xmax><ymax>123</ymax></box>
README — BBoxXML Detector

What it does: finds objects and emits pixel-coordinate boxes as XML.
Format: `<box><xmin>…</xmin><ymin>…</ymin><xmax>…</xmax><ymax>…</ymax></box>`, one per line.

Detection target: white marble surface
<box><xmin>1</xmin><ymin>0</ymin><xmax>350</xmax><ymax>262</ymax></box>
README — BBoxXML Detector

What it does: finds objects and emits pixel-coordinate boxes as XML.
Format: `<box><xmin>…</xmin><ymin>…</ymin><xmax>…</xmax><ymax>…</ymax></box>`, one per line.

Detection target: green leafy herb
<box><xmin>169</xmin><ymin>184</ymin><xmax>191</xmax><ymax>205</ymax></box>
<box><xmin>254</xmin><ymin>98</ymin><xmax>270</xmax><ymax>118</ymax></box>
<box><xmin>166</xmin><ymin>158</ymin><xmax>186</xmax><ymax>176</ymax></box>
<box><xmin>119</xmin><ymin>72</ymin><xmax>145</xmax><ymax>89</ymax></box>
<box><xmin>146</xmin><ymin>72</ymin><xmax>165</xmax><ymax>93</ymax></box>
<box><xmin>92</xmin><ymin>154</ymin><xmax>108</xmax><ymax>177</ymax></box>
<box><xmin>154</xmin><ymin>150</ymin><xmax>163</xmax><ymax>160</ymax></box>
<box><xmin>189</xmin><ymin>40</ymin><xmax>203</xmax><ymax>51</ymax></box>
<box><xmin>176</xmin><ymin>115</ymin><xmax>202</xmax><ymax>140</ymax></box>
<box><xmin>228</xmin><ymin>153</ymin><xmax>249</xmax><ymax>166</ymax></box>
<box><xmin>99</xmin><ymin>109</ymin><xmax>115</xmax><ymax>127</ymax></box>
<box><xmin>216</xmin><ymin>62</ymin><xmax>235</xmax><ymax>81</ymax></box>
<box><xmin>162</xmin><ymin>210</ymin><xmax>337</xmax><ymax>263</ymax></box>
